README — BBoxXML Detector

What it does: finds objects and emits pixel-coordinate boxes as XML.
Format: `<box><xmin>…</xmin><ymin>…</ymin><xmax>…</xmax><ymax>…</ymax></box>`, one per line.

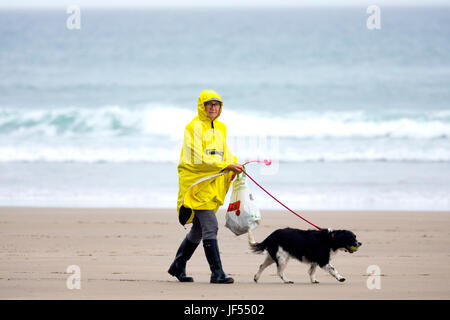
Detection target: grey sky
<box><xmin>1</xmin><ymin>0</ymin><xmax>449</xmax><ymax>8</ymax></box>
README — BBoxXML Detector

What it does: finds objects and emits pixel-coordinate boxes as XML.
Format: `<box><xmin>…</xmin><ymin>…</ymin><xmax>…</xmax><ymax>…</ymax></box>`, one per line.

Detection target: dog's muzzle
<box><xmin>347</xmin><ymin>241</ymin><xmax>362</xmax><ymax>253</ymax></box>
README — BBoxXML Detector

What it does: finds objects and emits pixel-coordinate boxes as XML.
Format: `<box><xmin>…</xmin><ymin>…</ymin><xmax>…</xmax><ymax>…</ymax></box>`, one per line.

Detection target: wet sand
<box><xmin>0</xmin><ymin>207</ymin><xmax>449</xmax><ymax>299</ymax></box>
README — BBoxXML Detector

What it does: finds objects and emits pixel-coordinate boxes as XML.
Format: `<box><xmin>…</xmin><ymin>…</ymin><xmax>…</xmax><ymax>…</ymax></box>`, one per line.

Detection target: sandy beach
<box><xmin>0</xmin><ymin>207</ymin><xmax>449</xmax><ymax>300</ymax></box>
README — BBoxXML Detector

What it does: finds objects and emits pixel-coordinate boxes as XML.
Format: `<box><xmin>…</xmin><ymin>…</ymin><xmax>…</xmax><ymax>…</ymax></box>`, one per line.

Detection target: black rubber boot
<box><xmin>168</xmin><ymin>237</ymin><xmax>199</xmax><ymax>282</ymax></box>
<box><xmin>203</xmin><ymin>239</ymin><xmax>234</xmax><ymax>284</ymax></box>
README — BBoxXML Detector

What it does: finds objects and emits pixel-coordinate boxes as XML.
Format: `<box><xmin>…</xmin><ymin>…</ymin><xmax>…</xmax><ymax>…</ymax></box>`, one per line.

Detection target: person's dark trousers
<box><xmin>203</xmin><ymin>239</ymin><xmax>234</xmax><ymax>284</ymax></box>
<box><xmin>168</xmin><ymin>237</ymin><xmax>199</xmax><ymax>282</ymax></box>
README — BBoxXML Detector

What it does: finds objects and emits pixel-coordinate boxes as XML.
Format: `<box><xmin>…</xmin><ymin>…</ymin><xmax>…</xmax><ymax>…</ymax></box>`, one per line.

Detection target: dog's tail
<box><xmin>248</xmin><ymin>229</ymin><xmax>266</xmax><ymax>254</ymax></box>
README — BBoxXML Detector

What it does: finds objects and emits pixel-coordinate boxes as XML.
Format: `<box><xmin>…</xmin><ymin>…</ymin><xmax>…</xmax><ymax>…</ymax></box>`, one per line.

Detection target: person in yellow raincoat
<box><xmin>168</xmin><ymin>90</ymin><xmax>243</xmax><ymax>284</ymax></box>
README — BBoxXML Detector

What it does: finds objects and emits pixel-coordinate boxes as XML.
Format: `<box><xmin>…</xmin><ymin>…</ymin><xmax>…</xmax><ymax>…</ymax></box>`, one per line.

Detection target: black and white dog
<box><xmin>248</xmin><ymin>228</ymin><xmax>361</xmax><ymax>284</ymax></box>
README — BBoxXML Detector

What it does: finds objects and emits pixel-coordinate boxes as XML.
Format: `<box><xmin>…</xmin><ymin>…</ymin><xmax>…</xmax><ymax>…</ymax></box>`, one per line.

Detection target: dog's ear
<box><xmin>320</xmin><ymin>228</ymin><xmax>333</xmax><ymax>241</ymax></box>
<box><xmin>325</xmin><ymin>228</ymin><xmax>335</xmax><ymax>238</ymax></box>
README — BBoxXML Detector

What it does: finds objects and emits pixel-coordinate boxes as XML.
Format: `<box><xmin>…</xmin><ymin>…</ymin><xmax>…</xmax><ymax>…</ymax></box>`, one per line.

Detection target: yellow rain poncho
<box><xmin>177</xmin><ymin>90</ymin><xmax>237</xmax><ymax>225</ymax></box>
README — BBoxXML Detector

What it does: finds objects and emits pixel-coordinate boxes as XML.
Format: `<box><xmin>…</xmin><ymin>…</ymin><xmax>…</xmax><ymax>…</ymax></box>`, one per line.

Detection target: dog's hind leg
<box><xmin>308</xmin><ymin>263</ymin><xmax>319</xmax><ymax>284</ymax></box>
<box><xmin>323</xmin><ymin>264</ymin><xmax>345</xmax><ymax>282</ymax></box>
<box><xmin>276</xmin><ymin>247</ymin><xmax>293</xmax><ymax>284</ymax></box>
<box><xmin>254</xmin><ymin>253</ymin><xmax>274</xmax><ymax>283</ymax></box>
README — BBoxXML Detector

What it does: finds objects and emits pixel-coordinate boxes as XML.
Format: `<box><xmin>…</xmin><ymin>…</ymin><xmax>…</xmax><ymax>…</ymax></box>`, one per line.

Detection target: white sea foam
<box><xmin>1</xmin><ymin>105</ymin><xmax>449</xmax><ymax>163</ymax></box>
<box><xmin>1</xmin><ymin>105</ymin><xmax>450</xmax><ymax>139</ymax></box>
<box><xmin>1</xmin><ymin>141</ymin><xmax>449</xmax><ymax>163</ymax></box>
<box><xmin>1</xmin><ymin>180</ymin><xmax>448</xmax><ymax>211</ymax></box>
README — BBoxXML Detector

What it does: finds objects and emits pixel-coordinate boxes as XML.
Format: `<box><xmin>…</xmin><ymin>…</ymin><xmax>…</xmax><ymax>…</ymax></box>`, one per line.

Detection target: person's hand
<box><xmin>224</xmin><ymin>163</ymin><xmax>244</xmax><ymax>174</ymax></box>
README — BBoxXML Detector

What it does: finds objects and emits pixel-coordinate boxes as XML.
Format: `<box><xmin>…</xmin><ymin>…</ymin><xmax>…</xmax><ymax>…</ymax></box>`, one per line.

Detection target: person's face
<box><xmin>204</xmin><ymin>100</ymin><xmax>221</xmax><ymax>121</ymax></box>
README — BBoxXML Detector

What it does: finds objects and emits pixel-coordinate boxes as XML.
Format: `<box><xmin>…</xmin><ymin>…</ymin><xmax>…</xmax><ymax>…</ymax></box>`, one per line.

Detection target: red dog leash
<box><xmin>241</xmin><ymin>160</ymin><xmax>322</xmax><ymax>231</ymax></box>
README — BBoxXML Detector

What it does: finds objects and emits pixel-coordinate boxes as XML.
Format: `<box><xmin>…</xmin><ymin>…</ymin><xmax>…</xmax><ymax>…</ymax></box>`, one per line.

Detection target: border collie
<box><xmin>248</xmin><ymin>228</ymin><xmax>361</xmax><ymax>284</ymax></box>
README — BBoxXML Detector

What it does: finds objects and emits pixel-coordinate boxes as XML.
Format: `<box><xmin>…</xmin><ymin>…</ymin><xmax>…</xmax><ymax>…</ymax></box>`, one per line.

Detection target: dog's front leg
<box><xmin>308</xmin><ymin>264</ymin><xmax>319</xmax><ymax>284</ymax></box>
<box><xmin>323</xmin><ymin>264</ymin><xmax>345</xmax><ymax>282</ymax></box>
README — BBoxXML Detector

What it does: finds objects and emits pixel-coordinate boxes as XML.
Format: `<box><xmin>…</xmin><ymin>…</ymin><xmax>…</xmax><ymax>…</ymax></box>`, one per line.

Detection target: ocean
<box><xmin>0</xmin><ymin>7</ymin><xmax>449</xmax><ymax>210</ymax></box>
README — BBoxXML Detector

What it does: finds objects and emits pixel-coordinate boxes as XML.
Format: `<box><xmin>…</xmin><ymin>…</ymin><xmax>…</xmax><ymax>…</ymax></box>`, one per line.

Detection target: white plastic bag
<box><xmin>225</xmin><ymin>174</ymin><xmax>261</xmax><ymax>236</ymax></box>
